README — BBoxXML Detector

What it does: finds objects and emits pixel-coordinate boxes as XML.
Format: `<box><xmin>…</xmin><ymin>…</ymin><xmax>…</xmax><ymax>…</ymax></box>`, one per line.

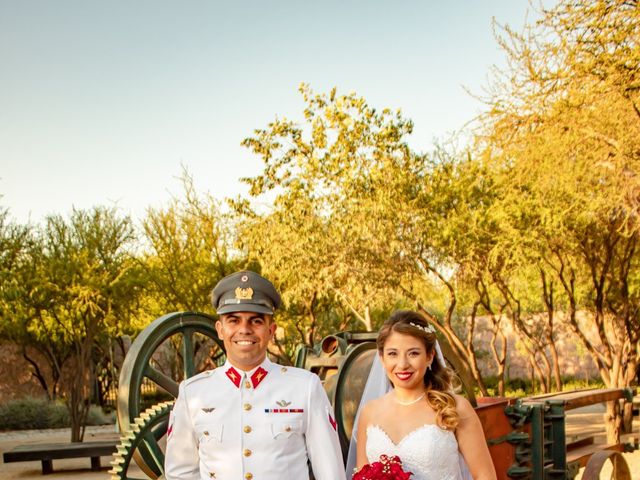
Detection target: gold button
<box><xmin>281</xmin><ymin>367</ymin><xmax>288</xmax><ymax>373</ymax></box>
<box><xmin>203</xmin><ymin>431</ymin><xmax>209</xmax><ymax>436</ymax></box>
<box><xmin>243</xmin><ymin>448</ymin><xmax>252</xmax><ymax>457</ymax></box>
<box><xmin>245</xmin><ymin>474</ymin><xmax>253</xmax><ymax>480</ymax></box>
<box><xmin>244</xmin><ymin>425</ymin><xmax>252</xmax><ymax>433</ymax></box>
<box><xmin>243</xmin><ymin>403</ymin><xmax>252</xmax><ymax>411</ymax></box>
<box><xmin>209</xmin><ymin>473</ymin><xmax>216</xmax><ymax>478</ymax></box>
<box><xmin>244</xmin><ymin>380</ymin><xmax>251</xmax><ymax>389</ymax></box>
<box><xmin>285</xmin><ymin>425</ymin><xmax>292</xmax><ymax>432</ymax></box>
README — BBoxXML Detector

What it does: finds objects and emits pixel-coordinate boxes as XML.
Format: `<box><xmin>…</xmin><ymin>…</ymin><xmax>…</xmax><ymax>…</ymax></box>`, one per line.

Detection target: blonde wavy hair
<box><xmin>377</xmin><ymin>310</ymin><xmax>459</xmax><ymax>431</ymax></box>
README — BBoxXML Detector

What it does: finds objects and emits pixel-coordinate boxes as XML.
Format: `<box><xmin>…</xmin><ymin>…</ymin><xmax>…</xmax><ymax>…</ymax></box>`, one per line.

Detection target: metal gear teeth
<box><xmin>109</xmin><ymin>401</ymin><xmax>174</xmax><ymax>480</ymax></box>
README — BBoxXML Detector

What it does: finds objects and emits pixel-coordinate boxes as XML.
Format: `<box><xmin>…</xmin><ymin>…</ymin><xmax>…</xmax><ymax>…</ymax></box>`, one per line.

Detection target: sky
<box><xmin>0</xmin><ymin>1</ymin><xmax>537</xmax><ymax>225</ymax></box>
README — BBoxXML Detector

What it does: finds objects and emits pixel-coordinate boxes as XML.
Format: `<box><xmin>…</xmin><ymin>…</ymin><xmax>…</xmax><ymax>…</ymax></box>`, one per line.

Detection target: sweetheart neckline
<box><xmin>367</xmin><ymin>423</ymin><xmax>450</xmax><ymax>447</ymax></box>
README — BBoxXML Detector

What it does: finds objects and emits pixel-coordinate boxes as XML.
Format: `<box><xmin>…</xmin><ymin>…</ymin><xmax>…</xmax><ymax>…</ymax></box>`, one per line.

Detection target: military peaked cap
<box><xmin>211</xmin><ymin>270</ymin><xmax>281</xmax><ymax>315</ymax></box>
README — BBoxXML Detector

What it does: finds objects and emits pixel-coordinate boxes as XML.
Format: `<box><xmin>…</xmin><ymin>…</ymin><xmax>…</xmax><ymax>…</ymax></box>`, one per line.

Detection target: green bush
<box><xmin>0</xmin><ymin>397</ymin><xmax>112</xmax><ymax>430</ymax></box>
<box><xmin>86</xmin><ymin>404</ymin><xmax>114</xmax><ymax>425</ymax></box>
<box><xmin>0</xmin><ymin>397</ymin><xmax>63</xmax><ymax>430</ymax></box>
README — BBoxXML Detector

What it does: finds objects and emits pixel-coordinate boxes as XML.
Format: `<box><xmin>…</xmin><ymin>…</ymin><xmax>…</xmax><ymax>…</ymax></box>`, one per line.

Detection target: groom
<box><xmin>164</xmin><ymin>270</ymin><xmax>346</xmax><ymax>480</ymax></box>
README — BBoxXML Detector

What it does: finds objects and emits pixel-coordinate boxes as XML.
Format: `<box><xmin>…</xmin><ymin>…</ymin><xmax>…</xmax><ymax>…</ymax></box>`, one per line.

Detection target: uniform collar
<box><xmin>223</xmin><ymin>358</ymin><xmax>273</xmax><ymax>389</ymax></box>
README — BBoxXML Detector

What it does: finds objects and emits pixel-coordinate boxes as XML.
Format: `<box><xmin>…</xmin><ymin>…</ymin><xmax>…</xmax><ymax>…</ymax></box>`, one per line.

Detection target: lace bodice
<box><xmin>366</xmin><ymin>424</ymin><xmax>463</xmax><ymax>480</ymax></box>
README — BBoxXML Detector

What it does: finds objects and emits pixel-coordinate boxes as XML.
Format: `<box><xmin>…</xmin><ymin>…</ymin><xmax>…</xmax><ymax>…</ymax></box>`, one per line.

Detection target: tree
<box><xmin>479</xmin><ymin>0</ymin><xmax>640</xmax><ymax>442</ymax></box>
<box><xmin>4</xmin><ymin>207</ymin><xmax>143</xmax><ymax>441</ymax></box>
<box><xmin>234</xmin><ymin>85</ymin><xmax>419</xmax><ymax>357</ymax></box>
<box><xmin>0</xmin><ymin>209</ymin><xmax>69</xmax><ymax>399</ymax></box>
<box><xmin>140</xmin><ymin>172</ymin><xmax>236</xmax><ymax>317</ymax></box>
<box><xmin>236</xmin><ymin>85</ymin><xmax>502</xmax><ymax>391</ymax></box>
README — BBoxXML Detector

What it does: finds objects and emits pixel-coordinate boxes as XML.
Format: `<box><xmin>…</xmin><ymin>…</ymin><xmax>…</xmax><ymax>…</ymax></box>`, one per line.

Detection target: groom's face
<box><xmin>216</xmin><ymin>311</ymin><xmax>276</xmax><ymax>371</ymax></box>
<box><xmin>381</xmin><ymin>331</ymin><xmax>435</xmax><ymax>388</ymax></box>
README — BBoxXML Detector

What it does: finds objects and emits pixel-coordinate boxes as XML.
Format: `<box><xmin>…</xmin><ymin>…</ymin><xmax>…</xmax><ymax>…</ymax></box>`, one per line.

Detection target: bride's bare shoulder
<box><xmin>452</xmin><ymin>393</ymin><xmax>477</xmax><ymax>419</ymax></box>
<box><xmin>361</xmin><ymin>392</ymin><xmax>392</xmax><ymax>418</ymax></box>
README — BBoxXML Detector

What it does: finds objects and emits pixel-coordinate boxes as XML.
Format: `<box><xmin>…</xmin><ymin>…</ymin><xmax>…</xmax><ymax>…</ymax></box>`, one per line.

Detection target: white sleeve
<box><xmin>164</xmin><ymin>381</ymin><xmax>200</xmax><ymax>480</ymax></box>
<box><xmin>305</xmin><ymin>374</ymin><xmax>347</xmax><ymax>480</ymax></box>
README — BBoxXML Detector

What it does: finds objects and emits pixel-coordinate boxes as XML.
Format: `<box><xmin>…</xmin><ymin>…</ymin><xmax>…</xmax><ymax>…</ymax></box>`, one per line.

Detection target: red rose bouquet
<box><xmin>353</xmin><ymin>454</ymin><xmax>413</xmax><ymax>480</ymax></box>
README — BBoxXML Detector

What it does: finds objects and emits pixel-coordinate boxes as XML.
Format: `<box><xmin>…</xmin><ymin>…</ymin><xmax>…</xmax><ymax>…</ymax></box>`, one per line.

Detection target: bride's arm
<box><xmin>355</xmin><ymin>403</ymin><xmax>372</xmax><ymax>470</ymax></box>
<box><xmin>454</xmin><ymin>395</ymin><xmax>497</xmax><ymax>480</ymax></box>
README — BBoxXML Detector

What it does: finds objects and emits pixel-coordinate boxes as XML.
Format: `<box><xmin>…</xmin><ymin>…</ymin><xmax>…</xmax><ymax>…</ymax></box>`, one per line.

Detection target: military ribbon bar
<box><xmin>264</xmin><ymin>408</ymin><xmax>304</xmax><ymax>413</ymax></box>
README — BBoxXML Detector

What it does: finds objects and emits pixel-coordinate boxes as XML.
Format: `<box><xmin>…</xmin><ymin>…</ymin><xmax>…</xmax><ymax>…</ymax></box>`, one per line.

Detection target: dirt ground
<box><xmin>0</xmin><ymin>406</ymin><xmax>638</xmax><ymax>480</ymax></box>
<box><xmin>567</xmin><ymin>404</ymin><xmax>639</xmax><ymax>480</ymax></box>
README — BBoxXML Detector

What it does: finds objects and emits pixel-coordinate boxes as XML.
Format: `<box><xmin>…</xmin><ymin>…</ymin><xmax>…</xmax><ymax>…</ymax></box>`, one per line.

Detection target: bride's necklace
<box><xmin>394</xmin><ymin>393</ymin><xmax>425</xmax><ymax>406</ymax></box>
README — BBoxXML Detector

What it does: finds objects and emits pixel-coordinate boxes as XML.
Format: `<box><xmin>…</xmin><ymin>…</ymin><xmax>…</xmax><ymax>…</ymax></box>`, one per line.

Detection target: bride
<box><xmin>351</xmin><ymin>310</ymin><xmax>496</xmax><ymax>480</ymax></box>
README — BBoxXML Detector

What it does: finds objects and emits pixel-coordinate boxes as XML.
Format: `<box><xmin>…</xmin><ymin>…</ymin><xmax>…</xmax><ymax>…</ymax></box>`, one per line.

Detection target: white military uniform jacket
<box><xmin>164</xmin><ymin>358</ymin><xmax>346</xmax><ymax>480</ymax></box>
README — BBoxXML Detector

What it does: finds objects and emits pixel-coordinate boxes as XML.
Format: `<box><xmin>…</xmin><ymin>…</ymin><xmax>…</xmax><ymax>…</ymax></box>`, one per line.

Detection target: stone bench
<box><xmin>3</xmin><ymin>440</ymin><xmax>118</xmax><ymax>474</ymax></box>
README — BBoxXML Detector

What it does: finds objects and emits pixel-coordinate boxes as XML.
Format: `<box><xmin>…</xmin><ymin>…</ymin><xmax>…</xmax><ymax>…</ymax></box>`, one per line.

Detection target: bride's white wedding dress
<box><xmin>365</xmin><ymin>424</ymin><xmax>464</xmax><ymax>480</ymax></box>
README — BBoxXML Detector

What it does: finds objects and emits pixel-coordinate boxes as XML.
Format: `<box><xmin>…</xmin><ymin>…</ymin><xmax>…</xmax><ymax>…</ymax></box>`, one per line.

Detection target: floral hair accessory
<box><xmin>353</xmin><ymin>454</ymin><xmax>413</xmax><ymax>479</ymax></box>
<box><xmin>409</xmin><ymin>321</ymin><xmax>436</xmax><ymax>334</ymax></box>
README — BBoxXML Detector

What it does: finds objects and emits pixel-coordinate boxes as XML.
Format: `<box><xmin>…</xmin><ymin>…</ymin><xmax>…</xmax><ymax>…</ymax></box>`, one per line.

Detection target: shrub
<box><xmin>86</xmin><ymin>404</ymin><xmax>113</xmax><ymax>425</ymax></box>
<box><xmin>0</xmin><ymin>397</ymin><xmax>113</xmax><ymax>430</ymax></box>
<box><xmin>0</xmin><ymin>397</ymin><xmax>62</xmax><ymax>430</ymax></box>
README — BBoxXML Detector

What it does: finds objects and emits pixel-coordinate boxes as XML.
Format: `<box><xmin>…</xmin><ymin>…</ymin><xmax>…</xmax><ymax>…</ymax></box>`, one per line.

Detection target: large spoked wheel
<box><xmin>117</xmin><ymin>311</ymin><xmax>225</xmax><ymax>478</ymax></box>
<box><xmin>582</xmin><ymin>450</ymin><xmax>632</xmax><ymax>480</ymax></box>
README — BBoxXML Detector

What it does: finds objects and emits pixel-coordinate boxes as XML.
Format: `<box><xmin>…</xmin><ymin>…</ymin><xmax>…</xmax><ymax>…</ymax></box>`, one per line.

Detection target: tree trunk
<box><xmin>604</xmin><ymin>400</ymin><xmax>622</xmax><ymax>445</ymax></box>
<box><xmin>548</xmin><ymin>338</ymin><xmax>562</xmax><ymax>391</ymax></box>
<box><xmin>622</xmin><ymin>401</ymin><xmax>634</xmax><ymax>435</ymax></box>
<box><xmin>416</xmin><ymin>304</ymin><xmax>486</xmax><ymax>398</ymax></box>
<box><xmin>22</xmin><ymin>349</ymin><xmax>51</xmax><ymax>400</ymax></box>
<box><xmin>489</xmin><ymin>327</ymin><xmax>507</xmax><ymax>397</ymax></box>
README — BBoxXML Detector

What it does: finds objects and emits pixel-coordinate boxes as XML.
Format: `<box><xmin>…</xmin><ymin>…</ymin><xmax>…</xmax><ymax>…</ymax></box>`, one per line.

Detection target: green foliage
<box><xmin>235</xmin><ymin>84</ymin><xmax>499</xmax><ymax>391</ymax></box>
<box><xmin>0</xmin><ymin>397</ymin><xmax>57</xmax><ymax>430</ymax></box>
<box><xmin>0</xmin><ymin>398</ymin><xmax>111</xmax><ymax>431</ymax></box>
<box><xmin>235</xmin><ymin>84</ymin><xmax>416</xmax><ymax>355</ymax></box>
<box><xmin>480</xmin><ymin>0</ymin><xmax>640</xmax><ymax>395</ymax></box>
<box><xmin>0</xmin><ymin>206</ymin><xmax>144</xmax><ymax>440</ymax></box>
<box><xmin>140</xmin><ymin>171</ymin><xmax>236</xmax><ymax>318</ymax></box>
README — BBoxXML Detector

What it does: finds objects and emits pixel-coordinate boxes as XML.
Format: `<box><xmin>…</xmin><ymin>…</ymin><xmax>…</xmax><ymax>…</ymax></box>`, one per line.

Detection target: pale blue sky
<box><xmin>1</xmin><ymin>1</ymin><xmax>537</xmax><ymax>224</ymax></box>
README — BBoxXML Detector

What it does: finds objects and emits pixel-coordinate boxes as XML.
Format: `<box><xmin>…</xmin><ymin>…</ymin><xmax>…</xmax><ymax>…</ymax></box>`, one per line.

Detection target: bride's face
<box><xmin>381</xmin><ymin>330</ymin><xmax>434</xmax><ymax>389</ymax></box>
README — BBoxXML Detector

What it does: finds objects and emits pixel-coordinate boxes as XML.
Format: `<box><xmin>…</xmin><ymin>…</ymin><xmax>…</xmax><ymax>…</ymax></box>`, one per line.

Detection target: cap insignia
<box><xmin>235</xmin><ymin>287</ymin><xmax>254</xmax><ymax>300</ymax></box>
<box><xmin>241</xmin><ymin>274</ymin><xmax>249</xmax><ymax>282</ymax></box>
